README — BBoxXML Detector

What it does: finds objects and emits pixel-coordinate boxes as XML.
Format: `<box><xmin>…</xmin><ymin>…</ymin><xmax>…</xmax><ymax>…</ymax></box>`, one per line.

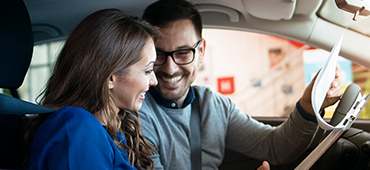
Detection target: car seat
<box><xmin>0</xmin><ymin>0</ymin><xmax>54</xmax><ymax>169</ymax></box>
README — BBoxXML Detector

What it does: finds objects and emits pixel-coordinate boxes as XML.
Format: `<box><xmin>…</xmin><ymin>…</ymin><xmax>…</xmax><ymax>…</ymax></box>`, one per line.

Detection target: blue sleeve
<box><xmin>28</xmin><ymin>106</ymin><xmax>135</xmax><ymax>170</ymax></box>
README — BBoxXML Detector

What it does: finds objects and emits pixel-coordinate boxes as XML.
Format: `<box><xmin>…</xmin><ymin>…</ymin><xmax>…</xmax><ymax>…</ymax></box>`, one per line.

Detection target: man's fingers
<box><xmin>257</xmin><ymin>161</ymin><xmax>270</xmax><ymax>170</ymax></box>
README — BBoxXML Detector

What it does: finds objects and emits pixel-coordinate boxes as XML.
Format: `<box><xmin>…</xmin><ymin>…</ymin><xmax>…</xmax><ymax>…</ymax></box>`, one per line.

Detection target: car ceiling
<box><xmin>24</xmin><ymin>0</ymin><xmax>370</xmax><ymax>67</ymax></box>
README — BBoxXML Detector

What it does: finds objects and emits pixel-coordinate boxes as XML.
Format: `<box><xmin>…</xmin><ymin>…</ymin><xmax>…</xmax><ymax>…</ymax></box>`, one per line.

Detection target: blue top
<box><xmin>28</xmin><ymin>106</ymin><xmax>137</xmax><ymax>170</ymax></box>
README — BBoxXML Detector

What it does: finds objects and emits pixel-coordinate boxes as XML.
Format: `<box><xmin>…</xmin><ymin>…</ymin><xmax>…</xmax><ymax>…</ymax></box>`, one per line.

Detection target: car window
<box><xmin>194</xmin><ymin>28</ymin><xmax>369</xmax><ymax>119</ymax></box>
<box><xmin>9</xmin><ymin>29</ymin><xmax>370</xmax><ymax>119</ymax></box>
<box><xmin>17</xmin><ymin>40</ymin><xmax>64</xmax><ymax>104</ymax></box>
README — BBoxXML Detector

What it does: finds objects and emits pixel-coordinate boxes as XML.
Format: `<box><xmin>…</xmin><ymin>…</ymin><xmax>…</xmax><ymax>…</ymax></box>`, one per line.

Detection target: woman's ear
<box><xmin>108</xmin><ymin>75</ymin><xmax>115</xmax><ymax>89</ymax></box>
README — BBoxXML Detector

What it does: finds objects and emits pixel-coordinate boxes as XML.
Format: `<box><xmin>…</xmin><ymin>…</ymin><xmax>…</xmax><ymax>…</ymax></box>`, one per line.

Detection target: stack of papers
<box><xmin>295</xmin><ymin>30</ymin><xmax>369</xmax><ymax>170</ymax></box>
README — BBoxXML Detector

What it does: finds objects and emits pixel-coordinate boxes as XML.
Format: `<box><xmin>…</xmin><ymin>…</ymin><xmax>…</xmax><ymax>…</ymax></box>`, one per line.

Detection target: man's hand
<box><xmin>257</xmin><ymin>161</ymin><xmax>270</xmax><ymax>170</ymax></box>
<box><xmin>299</xmin><ymin>64</ymin><xmax>344</xmax><ymax>115</ymax></box>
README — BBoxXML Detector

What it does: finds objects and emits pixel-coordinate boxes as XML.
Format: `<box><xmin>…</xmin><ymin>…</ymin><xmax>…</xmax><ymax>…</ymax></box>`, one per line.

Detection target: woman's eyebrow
<box><xmin>145</xmin><ymin>61</ymin><xmax>155</xmax><ymax>67</ymax></box>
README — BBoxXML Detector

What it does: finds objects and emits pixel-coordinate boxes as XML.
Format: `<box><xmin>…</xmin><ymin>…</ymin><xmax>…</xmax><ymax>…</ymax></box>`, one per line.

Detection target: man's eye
<box><xmin>176</xmin><ymin>50</ymin><xmax>190</xmax><ymax>56</ymax></box>
<box><xmin>156</xmin><ymin>52</ymin><xmax>165</xmax><ymax>57</ymax></box>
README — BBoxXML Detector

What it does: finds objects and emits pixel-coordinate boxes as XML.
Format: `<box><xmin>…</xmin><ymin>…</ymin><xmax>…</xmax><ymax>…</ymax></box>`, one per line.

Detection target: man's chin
<box><xmin>156</xmin><ymin>86</ymin><xmax>181</xmax><ymax>101</ymax></box>
<box><xmin>162</xmin><ymin>91</ymin><xmax>181</xmax><ymax>101</ymax></box>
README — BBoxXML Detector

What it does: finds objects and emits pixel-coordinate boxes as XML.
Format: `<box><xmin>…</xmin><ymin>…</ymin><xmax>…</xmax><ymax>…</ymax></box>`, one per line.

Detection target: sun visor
<box><xmin>242</xmin><ymin>0</ymin><xmax>296</xmax><ymax>20</ymax></box>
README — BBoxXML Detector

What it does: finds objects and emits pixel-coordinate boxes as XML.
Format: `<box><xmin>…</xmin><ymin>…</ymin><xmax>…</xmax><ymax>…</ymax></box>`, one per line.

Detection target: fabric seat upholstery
<box><xmin>0</xmin><ymin>0</ymin><xmax>54</xmax><ymax>169</ymax></box>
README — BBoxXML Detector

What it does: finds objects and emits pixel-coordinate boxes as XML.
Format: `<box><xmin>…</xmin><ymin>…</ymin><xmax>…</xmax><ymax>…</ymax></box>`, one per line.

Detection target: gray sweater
<box><xmin>138</xmin><ymin>85</ymin><xmax>318</xmax><ymax>170</ymax></box>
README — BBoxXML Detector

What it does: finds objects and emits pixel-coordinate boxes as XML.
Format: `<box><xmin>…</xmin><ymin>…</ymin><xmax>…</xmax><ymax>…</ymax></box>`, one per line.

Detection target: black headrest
<box><xmin>0</xmin><ymin>0</ymin><xmax>34</xmax><ymax>89</ymax></box>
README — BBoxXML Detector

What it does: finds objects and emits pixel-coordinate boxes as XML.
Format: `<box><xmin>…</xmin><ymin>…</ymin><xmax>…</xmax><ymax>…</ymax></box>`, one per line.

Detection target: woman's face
<box><xmin>109</xmin><ymin>38</ymin><xmax>158</xmax><ymax>111</ymax></box>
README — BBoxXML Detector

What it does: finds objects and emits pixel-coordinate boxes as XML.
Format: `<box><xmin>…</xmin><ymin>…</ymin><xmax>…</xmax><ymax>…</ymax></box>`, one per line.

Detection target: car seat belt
<box><xmin>190</xmin><ymin>97</ymin><xmax>201</xmax><ymax>170</ymax></box>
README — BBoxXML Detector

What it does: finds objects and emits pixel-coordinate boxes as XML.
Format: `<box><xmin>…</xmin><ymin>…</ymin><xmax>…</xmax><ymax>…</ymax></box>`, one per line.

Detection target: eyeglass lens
<box><xmin>155</xmin><ymin>49</ymin><xmax>194</xmax><ymax>65</ymax></box>
<box><xmin>154</xmin><ymin>40</ymin><xmax>201</xmax><ymax>66</ymax></box>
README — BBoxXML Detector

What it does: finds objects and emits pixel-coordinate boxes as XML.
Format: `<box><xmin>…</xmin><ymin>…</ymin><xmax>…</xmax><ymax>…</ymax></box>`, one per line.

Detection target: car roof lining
<box><xmin>24</xmin><ymin>0</ymin><xmax>370</xmax><ymax>68</ymax></box>
<box><xmin>199</xmin><ymin>3</ymin><xmax>370</xmax><ymax>68</ymax></box>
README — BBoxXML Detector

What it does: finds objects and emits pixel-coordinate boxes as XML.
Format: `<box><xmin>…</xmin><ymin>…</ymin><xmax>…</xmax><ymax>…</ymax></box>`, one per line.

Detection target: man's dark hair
<box><xmin>142</xmin><ymin>0</ymin><xmax>203</xmax><ymax>38</ymax></box>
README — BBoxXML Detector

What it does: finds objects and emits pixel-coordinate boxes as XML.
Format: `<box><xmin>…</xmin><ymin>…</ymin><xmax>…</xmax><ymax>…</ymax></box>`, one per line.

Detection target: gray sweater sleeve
<box><xmin>138</xmin><ymin>86</ymin><xmax>319</xmax><ymax>169</ymax></box>
<box><xmin>219</xmin><ymin>90</ymin><xmax>318</xmax><ymax>165</ymax></box>
<box><xmin>137</xmin><ymin>107</ymin><xmax>165</xmax><ymax>170</ymax></box>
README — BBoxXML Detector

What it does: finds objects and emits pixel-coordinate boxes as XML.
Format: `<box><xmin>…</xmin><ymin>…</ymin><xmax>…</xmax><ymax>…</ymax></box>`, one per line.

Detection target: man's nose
<box><xmin>162</xmin><ymin>55</ymin><xmax>179</xmax><ymax>75</ymax></box>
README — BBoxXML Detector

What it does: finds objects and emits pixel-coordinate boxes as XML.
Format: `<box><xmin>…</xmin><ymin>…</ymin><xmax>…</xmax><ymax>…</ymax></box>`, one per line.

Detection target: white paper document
<box><xmin>295</xmin><ymin>30</ymin><xmax>369</xmax><ymax>170</ymax></box>
<box><xmin>311</xmin><ymin>32</ymin><xmax>343</xmax><ymax>130</ymax></box>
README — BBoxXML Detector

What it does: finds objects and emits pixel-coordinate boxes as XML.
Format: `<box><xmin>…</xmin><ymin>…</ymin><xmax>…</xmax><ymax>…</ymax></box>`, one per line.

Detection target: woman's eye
<box><xmin>145</xmin><ymin>69</ymin><xmax>154</xmax><ymax>74</ymax></box>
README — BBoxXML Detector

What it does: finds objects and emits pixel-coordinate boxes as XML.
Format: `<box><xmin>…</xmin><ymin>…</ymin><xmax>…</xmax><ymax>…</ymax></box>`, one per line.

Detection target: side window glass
<box><xmin>2</xmin><ymin>29</ymin><xmax>370</xmax><ymax>120</ymax></box>
<box><xmin>194</xmin><ymin>28</ymin><xmax>370</xmax><ymax>119</ymax></box>
<box><xmin>17</xmin><ymin>41</ymin><xmax>64</xmax><ymax>103</ymax></box>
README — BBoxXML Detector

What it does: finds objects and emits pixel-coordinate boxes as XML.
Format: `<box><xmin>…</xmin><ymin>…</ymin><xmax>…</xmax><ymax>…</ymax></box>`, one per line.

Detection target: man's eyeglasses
<box><xmin>154</xmin><ymin>39</ymin><xmax>202</xmax><ymax>66</ymax></box>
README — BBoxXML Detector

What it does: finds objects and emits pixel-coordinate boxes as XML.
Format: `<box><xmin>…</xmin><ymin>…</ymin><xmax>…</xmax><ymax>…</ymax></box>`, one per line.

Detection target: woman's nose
<box><xmin>150</xmin><ymin>73</ymin><xmax>158</xmax><ymax>86</ymax></box>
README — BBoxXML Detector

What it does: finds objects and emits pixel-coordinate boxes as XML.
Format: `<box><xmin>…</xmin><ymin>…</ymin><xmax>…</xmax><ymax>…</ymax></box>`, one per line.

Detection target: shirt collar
<box><xmin>149</xmin><ymin>86</ymin><xmax>195</xmax><ymax>109</ymax></box>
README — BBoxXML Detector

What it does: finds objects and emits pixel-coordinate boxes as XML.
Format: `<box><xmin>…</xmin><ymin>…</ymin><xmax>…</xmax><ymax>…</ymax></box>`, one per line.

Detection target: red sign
<box><xmin>217</xmin><ymin>77</ymin><xmax>235</xmax><ymax>95</ymax></box>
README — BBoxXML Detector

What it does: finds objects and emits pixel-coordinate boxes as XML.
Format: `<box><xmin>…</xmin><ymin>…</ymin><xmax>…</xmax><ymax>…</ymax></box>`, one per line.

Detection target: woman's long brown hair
<box><xmin>24</xmin><ymin>9</ymin><xmax>160</xmax><ymax>169</ymax></box>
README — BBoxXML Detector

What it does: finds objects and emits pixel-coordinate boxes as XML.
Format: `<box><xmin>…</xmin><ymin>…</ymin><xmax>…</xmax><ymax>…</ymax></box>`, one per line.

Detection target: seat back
<box><xmin>0</xmin><ymin>0</ymin><xmax>33</xmax><ymax>89</ymax></box>
<box><xmin>0</xmin><ymin>0</ymin><xmax>54</xmax><ymax>169</ymax></box>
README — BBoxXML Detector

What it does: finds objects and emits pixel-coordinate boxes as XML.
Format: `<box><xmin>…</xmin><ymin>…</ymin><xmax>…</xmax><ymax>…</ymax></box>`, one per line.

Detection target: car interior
<box><xmin>1</xmin><ymin>0</ymin><xmax>370</xmax><ymax>169</ymax></box>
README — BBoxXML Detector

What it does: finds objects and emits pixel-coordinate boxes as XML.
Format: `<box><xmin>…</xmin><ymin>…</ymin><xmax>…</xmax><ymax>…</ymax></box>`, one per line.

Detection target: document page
<box><xmin>310</xmin><ymin>32</ymin><xmax>344</xmax><ymax>130</ymax></box>
<box><xmin>295</xmin><ymin>29</ymin><xmax>369</xmax><ymax>169</ymax></box>
<box><xmin>295</xmin><ymin>30</ymin><xmax>349</xmax><ymax>170</ymax></box>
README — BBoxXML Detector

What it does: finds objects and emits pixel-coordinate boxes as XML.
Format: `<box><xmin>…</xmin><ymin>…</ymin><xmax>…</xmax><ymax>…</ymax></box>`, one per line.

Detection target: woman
<box><xmin>24</xmin><ymin>9</ymin><xmax>160</xmax><ymax>169</ymax></box>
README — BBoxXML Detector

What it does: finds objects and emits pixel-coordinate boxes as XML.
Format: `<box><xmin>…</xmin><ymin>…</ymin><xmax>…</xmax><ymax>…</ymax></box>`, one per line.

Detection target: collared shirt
<box><xmin>149</xmin><ymin>86</ymin><xmax>317</xmax><ymax>123</ymax></box>
<box><xmin>148</xmin><ymin>86</ymin><xmax>195</xmax><ymax>109</ymax></box>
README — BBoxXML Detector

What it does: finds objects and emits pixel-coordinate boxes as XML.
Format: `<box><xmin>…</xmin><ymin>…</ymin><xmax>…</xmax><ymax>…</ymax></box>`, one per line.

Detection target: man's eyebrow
<box><xmin>156</xmin><ymin>45</ymin><xmax>192</xmax><ymax>51</ymax></box>
<box><xmin>155</xmin><ymin>48</ymin><xmax>164</xmax><ymax>51</ymax></box>
<box><xmin>176</xmin><ymin>45</ymin><xmax>192</xmax><ymax>49</ymax></box>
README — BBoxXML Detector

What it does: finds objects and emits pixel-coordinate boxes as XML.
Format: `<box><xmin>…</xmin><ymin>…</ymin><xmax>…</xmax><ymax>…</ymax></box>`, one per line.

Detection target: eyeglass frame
<box><xmin>154</xmin><ymin>39</ymin><xmax>202</xmax><ymax>66</ymax></box>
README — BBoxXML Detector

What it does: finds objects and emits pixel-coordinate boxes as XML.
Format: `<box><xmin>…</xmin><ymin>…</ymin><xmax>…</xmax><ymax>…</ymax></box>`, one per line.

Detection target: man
<box><xmin>137</xmin><ymin>0</ymin><xmax>343</xmax><ymax>169</ymax></box>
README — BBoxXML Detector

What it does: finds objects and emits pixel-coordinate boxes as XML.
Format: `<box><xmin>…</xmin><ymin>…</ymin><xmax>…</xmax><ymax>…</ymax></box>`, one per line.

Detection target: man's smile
<box><xmin>162</xmin><ymin>75</ymin><xmax>182</xmax><ymax>83</ymax></box>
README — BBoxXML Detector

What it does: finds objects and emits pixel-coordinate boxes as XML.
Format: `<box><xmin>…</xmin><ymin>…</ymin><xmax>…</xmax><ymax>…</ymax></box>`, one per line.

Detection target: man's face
<box><xmin>154</xmin><ymin>19</ymin><xmax>205</xmax><ymax>103</ymax></box>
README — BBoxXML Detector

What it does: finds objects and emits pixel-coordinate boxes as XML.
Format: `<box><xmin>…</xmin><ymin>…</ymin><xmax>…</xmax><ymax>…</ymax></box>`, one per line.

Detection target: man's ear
<box><xmin>198</xmin><ymin>39</ymin><xmax>206</xmax><ymax>64</ymax></box>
